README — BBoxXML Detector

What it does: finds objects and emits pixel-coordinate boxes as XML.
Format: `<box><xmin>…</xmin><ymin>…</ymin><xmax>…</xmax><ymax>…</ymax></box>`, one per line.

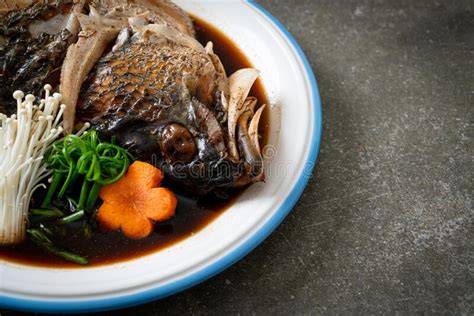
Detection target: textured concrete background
<box><xmin>3</xmin><ymin>0</ymin><xmax>473</xmax><ymax>315</ymax></box>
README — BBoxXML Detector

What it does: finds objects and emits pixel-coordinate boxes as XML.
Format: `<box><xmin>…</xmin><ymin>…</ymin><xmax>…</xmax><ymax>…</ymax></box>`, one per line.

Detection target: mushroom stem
<box><xmin>0</xmin><ymin>86</ymin><xmax>65</xmax><ymax>244</ymax></box>
<box><xmin>236</xmin><ymin>98</ymin><xmax>265</xmax><ymax>181</ymax></box>
<box><xmin>227</xmin><ymin>68</ymin><xmax>259</xmax><ymax>160</ymax></box>
<box><xmin>60</xmin><ymin>10</ymin><xmax>121</xmax><ymax>133</ymax></box>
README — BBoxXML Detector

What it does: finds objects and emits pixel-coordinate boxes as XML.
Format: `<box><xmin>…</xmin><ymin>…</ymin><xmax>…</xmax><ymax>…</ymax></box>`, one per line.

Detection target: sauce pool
<box><xmin>0</xmin><ymin>16</ymin><xmax>269</xmax><ymax>268</ymax></box>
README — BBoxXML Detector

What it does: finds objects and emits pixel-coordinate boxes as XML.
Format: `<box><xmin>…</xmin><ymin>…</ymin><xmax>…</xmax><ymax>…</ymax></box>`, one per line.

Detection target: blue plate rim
<box><xmin>0</xmin><ymin>1</ymin><xmax>322</xmax><ymax>313</ymax></box>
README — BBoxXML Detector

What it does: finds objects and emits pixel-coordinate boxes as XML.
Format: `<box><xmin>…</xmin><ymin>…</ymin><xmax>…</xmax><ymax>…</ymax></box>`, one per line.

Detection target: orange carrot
<box><xmin>96</xmin><ymin>161</ymin><xmax>177</xmax><ymax>239</ymax></box>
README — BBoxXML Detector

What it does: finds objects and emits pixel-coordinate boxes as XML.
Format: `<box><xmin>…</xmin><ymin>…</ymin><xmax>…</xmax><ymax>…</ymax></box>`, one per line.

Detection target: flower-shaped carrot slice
<box><xmin>96</xmin><ymin>161</ymin><xmax>177</xmax><ymax>239</ymax></box>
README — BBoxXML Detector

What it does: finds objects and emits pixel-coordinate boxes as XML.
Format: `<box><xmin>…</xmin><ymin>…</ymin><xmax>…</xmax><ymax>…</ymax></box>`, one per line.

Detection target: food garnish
<box><xmin>97</xmin><ymin>161</ymin><xmax>177</xmax><ymax>239</ymax></box>
<box><xmin>28</xmin><ymin>225</ymin><xmax>89</xmax><ymax>265</ymax></box>
<box><xmin>22</xmin><ymin>129</ymin><xmax>132</xmax><ymax>264</ymax></box>
<box><xmin>0</xmin><ymin>86</ymin><xmax>65</xmax><ymax>245</ymax></box>
<box><xmin>41</xmin><ymin>129</ymin><xmax>130</xmax><ymax>211</ymax></box>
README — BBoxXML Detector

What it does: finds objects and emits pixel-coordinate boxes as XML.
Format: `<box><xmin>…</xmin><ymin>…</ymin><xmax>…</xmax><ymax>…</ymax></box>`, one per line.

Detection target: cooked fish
<box><xmin>0</xmin><ymin>0</ymin><xmax>82</xmax><ymax>115</ymax></box>
<box><xmin>77</xmin><ymin>4</ymin><xmax>265</xmax><ymax>195</ymax></box>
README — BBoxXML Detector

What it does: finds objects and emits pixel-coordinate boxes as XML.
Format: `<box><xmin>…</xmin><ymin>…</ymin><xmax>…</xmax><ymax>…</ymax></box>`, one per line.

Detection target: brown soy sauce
<box><xmin>0</xmin><ymin>16</ymin><xmax>269</xmax><ymax>268</ymax></box>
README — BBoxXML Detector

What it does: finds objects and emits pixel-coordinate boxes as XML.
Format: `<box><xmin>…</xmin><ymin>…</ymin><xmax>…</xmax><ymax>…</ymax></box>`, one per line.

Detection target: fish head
<box><xmin>77</xmin><ymin>16</ymin><xmax>264</xmax><ymax>195</ymax></box>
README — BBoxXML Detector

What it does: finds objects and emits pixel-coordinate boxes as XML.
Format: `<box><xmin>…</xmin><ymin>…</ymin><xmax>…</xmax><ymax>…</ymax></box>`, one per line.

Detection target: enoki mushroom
<box><xmin>0</xmin><ymin>85</ymin><xmax>65</xmax><ymax>244</ymax></box>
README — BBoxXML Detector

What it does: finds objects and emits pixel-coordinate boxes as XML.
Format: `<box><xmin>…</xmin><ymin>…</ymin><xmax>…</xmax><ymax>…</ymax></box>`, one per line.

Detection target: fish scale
<box><xmin>78</xmin><ymin>34</ymin><xmax>217</xmax><ymax>125</ymax></box>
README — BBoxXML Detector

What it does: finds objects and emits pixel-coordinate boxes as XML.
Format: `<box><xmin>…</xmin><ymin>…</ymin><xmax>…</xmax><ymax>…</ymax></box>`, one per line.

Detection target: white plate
<box><xmin>0</xmin><ymin>0</ymin><xmax>322</xmax><ymax>312</ymax></box>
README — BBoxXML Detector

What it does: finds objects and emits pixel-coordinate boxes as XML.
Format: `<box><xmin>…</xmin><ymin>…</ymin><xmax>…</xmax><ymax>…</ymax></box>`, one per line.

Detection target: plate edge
<box><xmin>0</xmin><ymin>1</ymin><xmax>323</xmax><ymax>313</ymax></box>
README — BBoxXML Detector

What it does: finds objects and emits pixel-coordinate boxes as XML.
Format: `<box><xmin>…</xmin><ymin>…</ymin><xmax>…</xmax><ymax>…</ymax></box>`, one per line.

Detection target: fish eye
<box><xmin>160</xmin><ymin>123</ymin><xmax>197</xmax><ymax>163</ymax></box>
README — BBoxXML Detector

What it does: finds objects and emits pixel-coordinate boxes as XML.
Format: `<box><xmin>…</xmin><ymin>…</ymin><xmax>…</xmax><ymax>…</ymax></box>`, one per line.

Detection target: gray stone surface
<box><xmin>3</xmin><ymin>0</ymin><xmax>473</xmax><ymax>315</ymax></box>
